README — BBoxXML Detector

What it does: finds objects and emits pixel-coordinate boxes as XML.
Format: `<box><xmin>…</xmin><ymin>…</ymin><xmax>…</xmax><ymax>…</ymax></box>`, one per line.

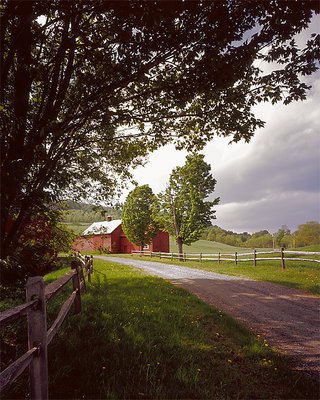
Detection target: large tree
<box><xmin>1</xmin><ymin>1</ymin><xmax>319</xmax><ymax>258</ymax></box>
<box><xmin>157</xmin><ymin>154</ymin><xmax>219</xmax><ymax>256</ymax></box>
<box><xmin>293</xmin><ymin>221</ymin><xmax>320</xmax><ymax>247</ymax></box>
<box><xmin>122</xmin><ymin>185</ymin><xmax>158</xmax><ymax>250</ymax></box>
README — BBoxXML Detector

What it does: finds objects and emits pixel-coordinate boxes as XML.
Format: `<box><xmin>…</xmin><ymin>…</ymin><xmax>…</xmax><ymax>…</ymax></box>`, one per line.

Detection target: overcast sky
<box><xmin>122</xmin><ymin>19</ymin><xmax>320</xmax><ymax>234</ymax></box>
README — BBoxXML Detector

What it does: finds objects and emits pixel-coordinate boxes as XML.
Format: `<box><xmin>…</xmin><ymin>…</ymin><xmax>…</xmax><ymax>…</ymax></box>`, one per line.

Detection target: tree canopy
<box><xmin>157</xmin><ymin>154</ymin><xmax>219</xmax><ymax>255</ymax></box>
<box><xmin>1</xmin><ymin>1</ymin><xmax>319</xmax><ymax>258</ymax></box>
<box><xmin>122</xmin><ymin>185</ymin><xmax>158</xmax><ymax>249</ymax></box>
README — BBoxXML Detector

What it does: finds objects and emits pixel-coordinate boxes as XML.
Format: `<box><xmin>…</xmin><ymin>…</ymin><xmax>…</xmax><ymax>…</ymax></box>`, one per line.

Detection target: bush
<box><xmin>1</xmin><ymin>215</ymin><xmax>75</xmax><ymax>285</ymax></box>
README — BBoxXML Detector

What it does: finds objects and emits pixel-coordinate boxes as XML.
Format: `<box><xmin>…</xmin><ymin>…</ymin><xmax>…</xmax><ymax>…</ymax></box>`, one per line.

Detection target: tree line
<box><xmin>200</xmin><ymin>222</ymin><xmax>320</xmax><ymax>248</ymax></box>
<box><xmin>61</xmin><ymin>208</ymin><xmax>121</xmax><ymax>223</ymax></box>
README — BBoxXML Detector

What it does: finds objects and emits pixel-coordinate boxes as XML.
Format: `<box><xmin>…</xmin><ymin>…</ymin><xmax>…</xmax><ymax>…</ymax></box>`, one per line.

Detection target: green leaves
<box><xmin>122</xmin><ymin>185</ymin><xmax>159</xmax><ymax>248</ymax></box>
<box><xmin>157</xmin><ymin>154</ymin><xmax>219</xmax><ymax>252</ymax></box>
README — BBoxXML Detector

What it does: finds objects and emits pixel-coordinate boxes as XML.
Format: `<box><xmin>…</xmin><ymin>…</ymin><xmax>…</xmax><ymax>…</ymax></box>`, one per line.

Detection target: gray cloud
<box><xmin>215</xmin><ymin>191</ymin><xmax>319</xmax><ymax>233</ymax></box>
<box><xmin>212</xmin><ymin>77</ymin><xmax>320</xmax><ymax>232</ymax></box>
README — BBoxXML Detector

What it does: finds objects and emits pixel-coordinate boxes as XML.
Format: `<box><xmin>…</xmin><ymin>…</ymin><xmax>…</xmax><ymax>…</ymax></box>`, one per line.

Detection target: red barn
<box><xmin>73</xmin><ymin>217</ymin><xmax>169</xmax><ymax>254</ymax></box>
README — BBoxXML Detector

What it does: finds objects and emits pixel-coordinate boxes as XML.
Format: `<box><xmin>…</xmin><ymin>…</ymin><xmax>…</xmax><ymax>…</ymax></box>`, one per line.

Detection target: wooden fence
<box><xmin>132</xmin><ymin>249</ymin><xmax>320</xmax><ymax>269</ymax></box>
<box><xmin>0</xmin><ymin>254</ymin><xmax>93</xmax><ymax>399</ymax></box>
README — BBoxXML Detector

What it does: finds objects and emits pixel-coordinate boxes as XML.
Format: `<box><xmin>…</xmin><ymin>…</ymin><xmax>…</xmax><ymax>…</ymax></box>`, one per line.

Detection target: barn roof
<box><xmin>82</xmin><ymin>219</ymin><xmax>122</xmax><ymax>236</ymax></box>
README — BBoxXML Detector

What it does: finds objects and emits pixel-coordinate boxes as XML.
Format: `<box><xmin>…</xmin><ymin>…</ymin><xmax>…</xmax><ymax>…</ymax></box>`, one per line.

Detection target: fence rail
<box><xmin>0</xmin><ymin>254</ymin><xmax>93</xmax><ymax>399</ymax></box>
<box><xmin>131</xmin><ymin>249</ymin><xmax>320</xmax><ymax>269</ymax></box>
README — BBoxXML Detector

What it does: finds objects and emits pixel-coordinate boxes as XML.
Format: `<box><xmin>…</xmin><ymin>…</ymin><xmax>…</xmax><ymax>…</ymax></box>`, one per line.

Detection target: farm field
<box><xmin>1</xmin><ymin>258</ymin><xmax>318</xmax><ymax>399</ymax></box>
<box><xmin>169</xmin><ymin>237</ymin><xmax>269</xmax><ymax>253</ymax></box>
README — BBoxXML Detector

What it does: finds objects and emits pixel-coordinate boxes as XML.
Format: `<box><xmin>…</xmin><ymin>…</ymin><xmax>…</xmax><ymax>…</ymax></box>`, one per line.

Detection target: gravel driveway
<box><xmin>96</xmin><ymin>256</ymin><xmax>320</xmax><ymax>375</ymax></box>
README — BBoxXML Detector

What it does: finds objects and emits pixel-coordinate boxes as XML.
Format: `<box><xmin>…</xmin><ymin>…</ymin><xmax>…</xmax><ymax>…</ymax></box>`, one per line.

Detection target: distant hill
<box><xmin>61</xmin><ymin>202</ymin><xmax>121</xmax><ymax>224</ymax></box>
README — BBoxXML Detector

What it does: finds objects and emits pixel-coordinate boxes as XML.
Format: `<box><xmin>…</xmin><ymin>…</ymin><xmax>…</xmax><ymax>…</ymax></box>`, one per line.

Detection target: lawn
<box><xmin>1</xmin><ymin>258</ymin><xmax>319</xmax><ymax>399</ymax></box>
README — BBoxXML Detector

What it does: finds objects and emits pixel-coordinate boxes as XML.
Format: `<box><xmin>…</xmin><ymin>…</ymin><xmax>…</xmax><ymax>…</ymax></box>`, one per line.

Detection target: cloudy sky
<box><xmin>122</xmin><ymin>19</ymin><xmax>320</xmax><ymax>234</ymax></box>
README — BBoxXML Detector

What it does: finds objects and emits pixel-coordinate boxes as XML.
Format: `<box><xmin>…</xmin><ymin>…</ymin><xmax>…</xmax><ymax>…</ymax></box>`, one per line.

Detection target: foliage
<box><xmin>157</xmin><ymin>154</ymin><xmax>219</xmax><ymax>254</ymax></box>
<box><xmin>1</xmin><ymin>1</ymin><xmax>319</xmax><ymax>259</ymax></box>
<box><xmin>61</xmin><ymin>209</ymin><xmax>121</xmax><ymax>224</ymax></box>
<box><xmin>294</xmin><ymin>221</ymin><xmax>320</xmax><ymax>247</ymax></box>
<box><xmin>51</xmin><ymin>223</ymin><xmax>76</xmax><ymax>254</ymax></box>
<box><xmin>201</xmin><ymin>221</ymin><xmax>320</xmax><ymax>248</ymax></box>
<box><xmin>246</xmin><ymin>233</ymin><xmax>273</xmax><ymax>249</ymax></box>
<box><xmin>122</xmin><ymin>185</ymin><xmax>159</xmax><ymax>248</ymax></box>
<box><xmin>274</xmin><ymin>225</ymin><xmax>291</xmax><ymax>247</ymax></box>
<box><xmin>60</xmin><ymin>201</ymin><xmax>122</xmax><ymax>223</ymax></box>
<box><xmin>0</xmin><ymin>211</ymin><xmax>75</xmax><ymax>284</ymax></box>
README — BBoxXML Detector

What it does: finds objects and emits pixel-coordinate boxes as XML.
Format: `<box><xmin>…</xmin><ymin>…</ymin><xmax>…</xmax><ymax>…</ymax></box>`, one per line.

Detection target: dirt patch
<box><xmin>97</xmin><ymin>256</ymin><xmax>320</xmax><ymax>376</ymax></box>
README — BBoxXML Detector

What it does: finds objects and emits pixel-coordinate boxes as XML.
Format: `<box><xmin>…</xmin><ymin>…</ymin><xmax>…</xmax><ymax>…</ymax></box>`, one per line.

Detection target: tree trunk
<box><xmin>176</xmin><ymin>237</ymin><xmax>183</xmax><ymax>261</ymax></box>
<box><xmin>0</xmin><ymin>1</ymin><xmax>33</xmax><ymax>258</ymax></box>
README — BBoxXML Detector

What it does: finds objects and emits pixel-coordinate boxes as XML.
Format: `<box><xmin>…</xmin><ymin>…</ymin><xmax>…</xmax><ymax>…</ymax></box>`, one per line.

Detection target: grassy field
<box><xmin>63</xmin><ymin>222</ymin><xmax>91</xmax><ymax>235</ymax></box>
<box><xmin>2</xmin><ymin>258</ymin><xmax>319</xmax><ymax>399</ymax></box>
<box><xmin>169</xmin><ymin>237</ymin><xmax>250</xmax><ymax>253</ymax></box>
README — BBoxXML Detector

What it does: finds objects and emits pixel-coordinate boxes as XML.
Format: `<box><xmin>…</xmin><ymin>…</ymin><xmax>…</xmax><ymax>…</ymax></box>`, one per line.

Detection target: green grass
<box><xmin>2</xmin><ymin>258</ymin><xmax>319</xmax><ymax>399</ymax></box>
<box><xmin>169</xmin><ymin>238</ymin><xmax>320</xmax><ymax>254</ymax></box>
<box><xmin>295</xmin><ymin>245</ymin><xmax>320</xmax><ymax>252</ymax></box>
<box><xmin>62</xmin><ymin>222</ymin><xmax>91</xmax><ymax>235</ymax></box>
<box><xmin>124</xmin><ymin>253</ymin><xmax>320</xmax><ymax>295</ymax></box>
<box><xmin>169</xmin><ymin>238</ymin><xmax>260</xmax><ymax>253</ymax></box>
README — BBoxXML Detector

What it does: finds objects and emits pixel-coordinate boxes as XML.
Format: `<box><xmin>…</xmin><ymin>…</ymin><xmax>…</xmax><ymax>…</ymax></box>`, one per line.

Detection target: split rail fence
<box><xmin>132</xmin><ymin>249</ymin><xmax>320</xmax><ymax>269</ymax></box>
<box><xmin>0</xmin><ymin>254</ymin><xmax>93</xmax><ymax>400</ymax></box>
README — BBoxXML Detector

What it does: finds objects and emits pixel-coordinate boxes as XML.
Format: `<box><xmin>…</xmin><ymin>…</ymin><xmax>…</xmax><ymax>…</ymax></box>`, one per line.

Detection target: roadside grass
<box><xmin>121</xmin><ymin>254</ymin><xmax>320</xmax><ymax>295</ymax></box>
<box><xmin>2</xmin><ymin>258</ymin><xmax>319</xmax><ymax>399</ymax></box>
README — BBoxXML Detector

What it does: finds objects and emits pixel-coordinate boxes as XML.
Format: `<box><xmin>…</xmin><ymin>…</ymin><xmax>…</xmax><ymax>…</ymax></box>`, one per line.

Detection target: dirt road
<box><xmin>96</xmin><ymin>256</ymin><xmax>320</xmax><ymax>375</ymax></box>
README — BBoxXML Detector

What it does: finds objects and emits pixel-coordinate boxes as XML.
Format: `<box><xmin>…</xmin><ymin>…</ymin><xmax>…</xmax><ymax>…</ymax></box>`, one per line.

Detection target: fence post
<box><xmin>71</xmin><ymin>261</ymin><xmax>81</xmax><ymax>313</ymax></box>
<box><xmin>159</xmin><ymin>252</ymin><xmax>162</xmax><ymax>259</ymax></box>
<box><xmin>90</xmin><ymin>255</ymin><xmax>94</xmax><ymax>275</ymax></box>
<box><xmin>253</xmin><ymin>249</ymin><xmax>257</xmax><ymax>266</ymax></box>
<box><xmin>200</xmin><ymin>252</ymin><xmax>202</xmax><ymax>263</ymax></box>
<box><xmin>218</xmin><ymin>252</ymin><xmax>220</xmax><ymax>264</ymax></box>
<box><xmin>87</xmin><ymin>258</ymin><xmax>91</xmax><ymax>283</ymax></box>
<box><xmin>171</xmin><ymin>252</ymin><xmax>173</xmax><ymax>260</ymax></box>
<box><xmin>26</xmin><ymin>277</ymin><xmax>48</xmax><ymax>400</ymax></box>
<box><xmin>235</xmin><ymin>251</ymin><xmax>238</xmax><ymax>265</ymax></box>
<box><xmin>281</xmin><ymin>247</ymin><xmax>285</xmax><ymax>270</ymax></box>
